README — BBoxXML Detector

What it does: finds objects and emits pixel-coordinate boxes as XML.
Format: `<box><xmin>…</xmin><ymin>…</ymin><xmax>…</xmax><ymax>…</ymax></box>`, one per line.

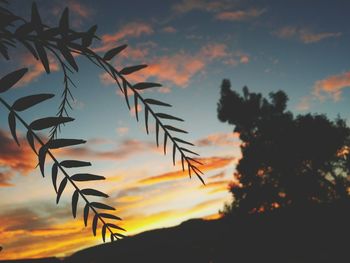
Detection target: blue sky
<box><xmin>1</xmin><ymin>0</ymin><xmax>350</xmax><ymax>259</ymax></box>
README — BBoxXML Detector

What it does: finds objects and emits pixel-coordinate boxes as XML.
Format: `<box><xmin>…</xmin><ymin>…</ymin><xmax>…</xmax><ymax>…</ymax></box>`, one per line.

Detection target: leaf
<box><xmin>173</xmin><ymin>137</ymin><xmax>194</xmax><ymax>146</ymax></box>
<box><xmin>145</xmin><ymin>107</ymin><xmax>149</xmax><ymax>134</ymax></box>
<box><xmin>71</xmin><ymin>173</ymin><xmax>105</xmax><ymax>181</ymax></box>
<box><xmin>59</xmin><ymin>7</ymin><xmax>69</xmax><ymax>34</ymax></box>
<box><xmin>81</xmin><ymin>188</ymin><xmax>108</xmax><ymax>198</ymax></box>
<box><xmin>51</xmin><ymin>163</ymin><xmax>58</xmax><ymax>193</ymax></box>
<box><xmin>102</xmin><ymin>224</ymin><xmax>107</xmax><ymax>242</ymax></box>
<box><xmin>47</xmin><ymin>139</ymin><xmax>86</xmax><ymax>149</ymax></box>
<box><xmin>187</xmin><ymin>157</ymin><xmax>203</xmax><ymax>165</ymax></box>
<box><xmin>26</xmin><ymin>131</ymin><xmax>36</xmax><ymax>154</ymax></box>
<box><xmin>122</xmin><ymin>79</ymin><xmax>130</xmax><ymax>110</ymax></box>
<box><xmin>58</xmin><ymin>43</ymin><xmax>78</xmax><ymax>71</ymax></box>
<box><xmin>134</xmin><ymin>94</ymin><xmax>139</xmax><ymax>121</ymax></box>
<box><xmin>111</xmin><ymin>234</ymin><xmax>115</xmax><ymax>242</ymax></box>
<box><xmin>8</xmin><ymin>111</ymin><xmax>19</xmax><ymax>145</ymax></box>
<box><xmin>92</xmin><ymin>214</ymin><xmax>98</xmax><ymax>236</ymax></box>
<box><xmin>0</xmin><ymin>44</ymin><xmax>9</xmax><ymax>60</ymax></box>
<box><xmin>72</xmin><ymin>190</ymin><xmax>79</xmax><ymax>218</ymax></box>
<box><xmin>31</xmin><ymin>2</ymin><xmax>42</xmax><ymax>32</ymax></box>
<box><xmin>60</xmin><ymin>160</ymin><xmax>91</xmax><ymax>168</ymax></box>
<box><xmin>144</xmin><ymin>98</ymin><xmax>171</xmax><ymax>107</ymax></box>
<box><xmin>56</xmin><ymin>177</ymin><xmax>68</xmax><ymax>204</ymax></box>
<box><xmin>20</xmin><ymin>40</ymin><xmax>39</xmax><ymax>60</ymax></box>
<box><xmin>99</xmin><ymin>213</ymin><xmax>122</xmax><ymax>221</ymax></box>
<box><xmin>12</xmin><ymin>94</ymin><xmax>54</xmax><ymax>111</ymax></box>
<box><xmin>155</xmin><ymin>113</ymin><xmax>184</xmax><ymax>122</ymax></box>
<box><xmin>172</xmin><ymin>143</ymin><xmax>176</xmax><ymax>165</ymax></box>
<box><xmin>103</xmin><ymin>44</ymin><xmax>127</xmax><ymax>61</ymax></box>
<box><xmin>192</xmin><ymin>166</ymin><xmax>205</xmax><ymax>185</ymax></box>
<box><xmin>133</xmin><ymin>82</ymin><xmax>161</xmax><ymax>90</ymax></box>
<box><xmin>90</xmin><ymin>202</ymin><xmax>115</xmax><ymax>211</ymax></box>
<box><xmin>106</xmin><ymin>223</ymin><xmax>126</xmax><ymax>231</ymax></box>
<box><xmin>82</xmin><ymin>25</ymin><xmax>97</xmax><ymax>47</ymax></box>
<box><xmin>0</xmin><ymin>68</ymin><xmax>27</xmax><ymax>93</ymax></box>
<box><xmin>155</xmin><ymin>121</ymin><xmax>159</xmax><ymax>147</ymax></box>
<box><xmin>83</xmin><ymin>204</ymin><xmax>89</xmax><ymax>226</ymax></box>
<box><xmin>120</xmin><ymin>64</ymin><xmax>147</xmax><ymax>75</ymax></box>
<box><xmin>38</xmin><ymin>145</ymin><xmax>48</xmax><ymax>177</ymax></box>
<box><xmin>164</xmin><ymin>125</ymin><xmax>188</xmax><ymax>134</ymax></box>
<box><xmin>34</xmin><ymin>42</ymin><xmax>50</xmax><ymax>73</ymax></box>
<box><xmin>164</xmin><ymin>133</ymin><xmax>168</xmax><ymax>155</ymax></box>
<box><xmin>15</xmin><ymin>23</ymin><xmax>35</xmax><ymax>38</ymax></box>
<box><xmin>181</xmin><ymin>155</ymin><xmax>185</xmax><ymax>171</ymax></box>
<box><xmin>30</xmin><ymin>117</ymin><xmax>74</xmax><ymax>130</ymax></box>
<box><xmin>188</xmin><ymin>163</ymin><xmax>192</xmax><ymax>178</ymax></box>
<box><xmin>180</xmin><ymin>147</ymin><xmax>199</xmax><ymax>156</ymax></box>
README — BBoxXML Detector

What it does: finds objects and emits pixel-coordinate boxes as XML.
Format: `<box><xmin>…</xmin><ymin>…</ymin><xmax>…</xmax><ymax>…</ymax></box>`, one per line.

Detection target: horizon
<box><xmin>1</xmin><ymin>0</ymin><xmax>350</xmax><ymax>259</ymax></box>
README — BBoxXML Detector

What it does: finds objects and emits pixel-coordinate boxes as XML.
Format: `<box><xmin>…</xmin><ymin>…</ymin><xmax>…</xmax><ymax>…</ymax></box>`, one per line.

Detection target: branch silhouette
<box><xmin>0</xmin><ymin>0</ymin><xmax>205</xmax><ymax>244</ymax></box>
<box><xmin>0</xmin><ymin>69</ymin><xmax>124</xmax><ymax>242</ymax></box>
<box><xmin>0</xmin><ymin>1</ymin><xmax>203</xmax><ymax>182</ymax></box>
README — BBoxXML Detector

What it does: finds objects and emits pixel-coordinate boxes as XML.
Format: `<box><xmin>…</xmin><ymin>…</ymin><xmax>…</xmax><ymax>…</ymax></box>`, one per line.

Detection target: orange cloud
<box><xmin>199</xmin><ymin>180</ymin><xmax>231</xmax><ymax>194</ymax></box>
<box><xmin>196</xmin><ymin>132</ymin><xmax>240</xmax><ymax>147</ymax></box>
<box><xmin>215</xmin><ymin>8</ymin><xmax>266</xmax><ymax>21</ymax></box>
<box><xmin>16</xmin><ymin>53</ymin><xmax>59</xmax><ymax>87</ymax></box>
<box><xmin>162</xmin><ymin>26</ymin><xmax>177</xmax><ymax>33</ymax></box>
<box><xmin>0</xmin><ymin>171</ymin><xmax>13</xmax><ymax>187</ymax></box>
<box><xmin>104</xmin><ymin>43</ymin><xmax>248</xmax><ymax>88</ymax></box>
<box><xmin>274</xmin><ymin>26</ymin><xmax>342</xmax><ymax>44</ymax></box>
<box><xmin>299</xmin><ymin>30</ymin><xmax>342</xmax><ymax>44</ymax></box>
<box><xmin>138</xmin><ymin>156</ymin><xmax>233</xmax><ymax>186</ymax></box>
<box><xmin>116</xmin><ymin>126</ymin><xmax>129</xmax><ymax>136</ymax></box>
<box><xmin>95</xmin><ymin>22</ymin><xmax>154</xmax><ymax>53</ymax></box>
<box><xmin>57</xmin><ymin>139</ymin><xmax>155</xmax><ymax>161</ymax></box>
<box><xmin>0</xmin><ymin>208</ymin><xmax>95</xmax><ymax>259</ymax></box>
<box><xmin>313</xmin><ymin>71</ymin><xmax>350</xmax><ymax>101</ymax></box>
<box><xmin>0</xmin><ymin>129</ymin><xmax>37</xmax><ymax>181</ymax></box>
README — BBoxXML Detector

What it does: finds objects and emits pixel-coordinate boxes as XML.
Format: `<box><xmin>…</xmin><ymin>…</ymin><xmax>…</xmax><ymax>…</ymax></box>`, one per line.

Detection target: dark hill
<box><xmin>2</xmin><ymin>203</ymin><xmax>349</xmax><ymax>263</ymax></box>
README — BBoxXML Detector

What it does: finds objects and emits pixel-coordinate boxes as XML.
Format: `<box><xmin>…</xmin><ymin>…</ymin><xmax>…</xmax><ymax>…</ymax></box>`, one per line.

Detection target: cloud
<box><xmin>274</xmin><ymin>26</ymin><xmax>342</xmax><ymax>44</ymax></box>
<box><xmin>127</xmin><ymin>52</ymin><xmax>206</xmax><ymax>87</ymax></box>
<box><xmin>299</xmin><ymin>30</ymin><xmax>342</xmax><ymax>44</ymax></box>
<box><xmin>104</xmin><ymin>42</ymin><xmax>249</xmax><ymax>88</ymax></box>
<box><xmin>51</xmin><ymin>0</ymin><xmax>93</xmax><ymax>27</ymax></box>
<box><xmin>95</xmin><ymin>22</ymin><xmax>154</xmax><ymax>53</ymax></box>
<box><xmin>116</xmin><ymin>126</ymin><xmax>129</xmax><ymax>136</ymax></box>
<box><xmin>58</xmin><ymin>138</ymin><xmax>154</xmax><ymax>161</ymax></box>
<box><xmin>196</xmin><ymin>132</ymin><xmax>240</xmax><ymax>147</ymax></box>
<box><xmin>199</xmin><ymin>180</ymin><xmax>231</xmax><ymax>194</ymax></box>
<box><xmin>313</xmin><ymin>71</ymin><xmax>350</xmax><ymax>101</ymax></box>
<box><xmin>162</xmin><ymin>26</ymin><xmax>177</xmax><ymax>33</ymax></box>
<box><xmin>173</xmin><ymin>0</ymin><xmax>234</xmax><ymax>14</ymax></box>
<box><xmin>0</xmin><ymin>171</ymin><xmax>14</xmax><ymax>187</ymax></box>
<box><xmin>296</xmin><ymin>96</ymin><xmax>312</xmax><ymax>111</ymax></box>
<box><xmin>0</xmin><ymin>206</ymin><xmax>95</xmax><ymax>259</ymax></box>
<box><xmin>138</xmin><ymin>156</ymin><xmax>234</xmax><ymax>186</ymax></box>
<box><xmin>0</xmin><ymin>129</ymin><xmax>37</xmax><ymax>181</ymax></box>
<box><xmin>15</xmin><ymin>53</ymin><xmax>59</xmax><ymax>87</ymax></box>
<box><xmin>215</xmin><ymin>8</ymin><xmax>266</xmax><ymax>21</ymax></box>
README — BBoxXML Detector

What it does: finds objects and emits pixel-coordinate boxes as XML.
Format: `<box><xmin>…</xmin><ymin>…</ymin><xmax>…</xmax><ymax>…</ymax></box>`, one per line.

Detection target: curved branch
<box><xmin>0</xmin><ymin>95</ymin><xmax>123</xmax><ymax>241</ymax></box>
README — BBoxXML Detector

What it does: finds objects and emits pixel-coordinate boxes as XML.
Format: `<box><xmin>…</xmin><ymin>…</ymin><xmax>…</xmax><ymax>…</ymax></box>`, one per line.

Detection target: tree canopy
<box><xmin>217</xmin><ymin>79</ymin><xmax>350</xmax><ymax>214</ymax></box>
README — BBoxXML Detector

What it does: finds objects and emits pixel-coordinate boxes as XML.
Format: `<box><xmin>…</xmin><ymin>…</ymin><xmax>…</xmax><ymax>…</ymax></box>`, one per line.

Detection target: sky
<box><xmin>1</xmin><ymin>0</ymin><xmax>350</xmax><ymax>259</ymax></box>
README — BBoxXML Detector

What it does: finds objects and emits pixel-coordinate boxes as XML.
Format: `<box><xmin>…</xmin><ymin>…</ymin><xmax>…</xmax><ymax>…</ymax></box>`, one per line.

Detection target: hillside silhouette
<box><xmin>1</xmin><ymin>203</ymin><xmax>349</xmax><ymax>263</ymax></box>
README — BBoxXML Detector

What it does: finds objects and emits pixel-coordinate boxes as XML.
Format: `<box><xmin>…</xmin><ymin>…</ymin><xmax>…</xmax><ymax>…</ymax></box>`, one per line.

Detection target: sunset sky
<box><xmin>1</xmin><ymin>0</ymin><xmax>350</xmax><ymax>259</ymax></box>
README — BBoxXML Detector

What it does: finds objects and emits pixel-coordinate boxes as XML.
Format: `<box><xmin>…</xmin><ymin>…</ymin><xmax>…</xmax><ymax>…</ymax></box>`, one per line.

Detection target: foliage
<box><xmin>217</xmin><ymin>79</ymin><xmax>350</xmax><ymax>214</ymax></box>
<box><xmin>0</xmin><ymin>1</ymin><xmax>203</xmax><ymax>242</ymax></box>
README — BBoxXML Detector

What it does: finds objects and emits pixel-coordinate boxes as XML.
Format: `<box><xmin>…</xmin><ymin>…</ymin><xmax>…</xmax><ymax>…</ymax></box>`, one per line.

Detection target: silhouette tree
<box><xmin>0</xmin><ymin>1</ymin><xmax>203</xmax><ymax>243</ymax></box>
<box><xmin>217</xmin><ymin>79</ymin><xmax>350</xmax><ymax>214</ymax></box>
